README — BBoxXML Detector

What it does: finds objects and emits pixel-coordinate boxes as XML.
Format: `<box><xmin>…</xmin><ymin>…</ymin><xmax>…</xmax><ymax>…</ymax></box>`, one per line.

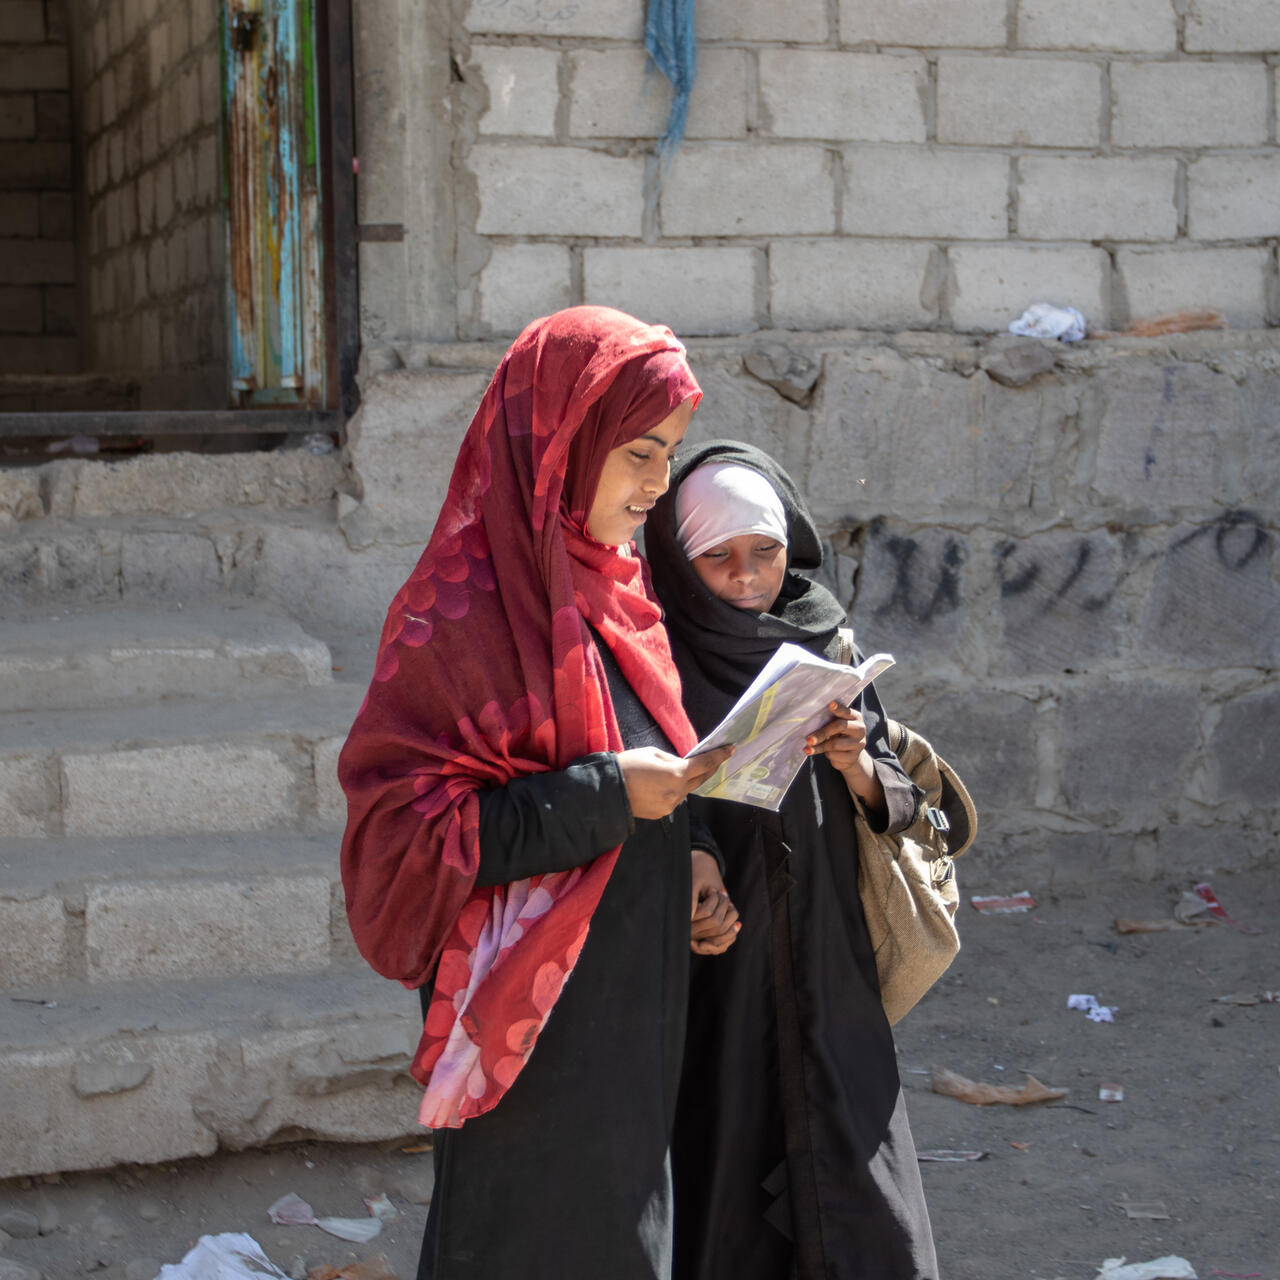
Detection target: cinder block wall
<box><xmin>0</xmin><ymin>0</ymin><xmax>76</xmax><ymax>374</ymax></box>
<box><xmin>72</xmin><ymin>0</ymin><xmax>225</xmax><ymax>407</ymax></box>
<box><xmin>363</xmin><ymin>0</ymin><xmax>1280</xmax><ymax>343</ymax></box>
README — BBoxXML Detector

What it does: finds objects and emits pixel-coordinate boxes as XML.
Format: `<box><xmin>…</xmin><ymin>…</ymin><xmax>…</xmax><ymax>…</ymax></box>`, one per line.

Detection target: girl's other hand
<box><xmin>804</xmin><ymin>703</ymin><xmax>883</xmax><ymax>808</ymax></box>
<box><xmin>690</xmin><ymin>849</ymin><xmax>740</xmax><ymax>955</ymax></box>
<box><xmin>617</xmin><ymin>744</ymin><xmax>733</xmax><ymax>821</ymax></box>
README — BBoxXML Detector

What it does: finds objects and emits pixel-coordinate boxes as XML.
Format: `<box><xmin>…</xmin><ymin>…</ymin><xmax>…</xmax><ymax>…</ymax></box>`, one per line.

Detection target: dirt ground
<box><xmin>1</xmin><ymin>863</ymin><xmax>1276</xmax><ymax>1280</ymax></box>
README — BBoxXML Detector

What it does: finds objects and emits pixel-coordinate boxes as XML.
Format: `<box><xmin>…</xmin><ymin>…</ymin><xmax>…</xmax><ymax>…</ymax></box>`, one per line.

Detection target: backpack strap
<box><xmin>835</xmin><ymin>626</ymin><xmax>855</xmax><ymax>666</ymax></box>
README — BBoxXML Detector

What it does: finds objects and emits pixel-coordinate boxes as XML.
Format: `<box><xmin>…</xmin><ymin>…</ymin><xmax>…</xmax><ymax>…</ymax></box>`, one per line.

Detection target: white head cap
<box><xmin>674</xmin><ymin>462</ymin><xmax>789</xmax><ymax>561</ymax></box>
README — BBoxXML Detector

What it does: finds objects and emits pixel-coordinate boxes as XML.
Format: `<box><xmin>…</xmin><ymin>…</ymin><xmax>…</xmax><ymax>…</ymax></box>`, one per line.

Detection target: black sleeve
<box><xmin>857</xmin><ymin>670</ymin><xmax>921</xmax><ymax>838</ymax></box>
<box><xmin>473</xmin><ymin>752</ymin><xmax>635</xmax><ymax>887</ymax></box>
<box><xmin>687</xmin><ymin>801</ymin><xmax>725</xmax><ymax>874</ymax></box>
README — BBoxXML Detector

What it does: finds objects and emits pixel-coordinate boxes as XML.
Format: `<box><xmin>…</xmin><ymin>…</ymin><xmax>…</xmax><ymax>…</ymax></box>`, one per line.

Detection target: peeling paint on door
<box><xmin>223</xmin><ymin>0</ymin><xmax>327</xmax><ymax>407</ymax></box>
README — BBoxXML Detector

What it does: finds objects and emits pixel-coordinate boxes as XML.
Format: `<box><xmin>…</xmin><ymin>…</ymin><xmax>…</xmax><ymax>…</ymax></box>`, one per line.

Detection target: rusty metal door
<box><xmin>223</xmin><ymin>0</ymin><xmax>327</xmax><ymax>407</ymax></box>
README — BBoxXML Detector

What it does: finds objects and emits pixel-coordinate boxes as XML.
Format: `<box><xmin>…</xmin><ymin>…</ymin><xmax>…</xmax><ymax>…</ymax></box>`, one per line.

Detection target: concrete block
<box><xmin>0</xmin><ymin>284</ymin><xmax>42</xmax><ymax>333</ymax></box>
<box><xmin>583</xmin><ymin>246</ymin><xmax>758</xmax><ymax>336</ymax></box>
<box><xmin>1209</xmin><ymin>691</ymin><xmax>1280</xmax><ymax>807</ymax></box>
<box><xmin>1092</xmin><ymin>363</ymin><xmax>1239</xmax><ymax>508</ymax></box>
<box><xmin>949</xmin><ymin>244</ymin><xmax>1109</xmax><ymax>333</ymax></box>
<box><xmin>849</xmin><ymin>524</ymin><xmax>973</xmax><ymax>668</ymax></box>
<box><xmin>476</xmin><ymin>243</ymin><xmax>572</xmax><ymax>336</ymax></box>
<box><xmin>1187</xmin><ymin>156</ymin><xmax>1280</xmax><ymax>241</ymax></box>
<box><xmin>0</xmin><ymin>140</ymin><xmax>72</xmax><ymax>189</ymax></box>
<box><xmin>62</xmin><ymin>743</ymin><xmax>300</xmax><ymax>837</ymax></box>
<box><xmin>839</xmin><ymin>0</ymin><xmax>1006</xmax><ymax>46</ymax></box>
<box><xmin>471</xmin><ymin>45</ymin><xmax>559</xmax><ymax>139</ymax></box>
<box><xmin>1018</xmin><ymin>156</ymin><xmax>1177</xmax><ymax>242</ymax></box>
<box><xmin>1242</xmin><ymin>372</ymin><xmax>1280</xmax><ymax>506</ymax></box>
<box><xmin>0</xmin><ymin>1</ymin><xmax>46</xmax><ymax>43</ymax></box>
<box><xmin>1017</xmin><ymin>0</ymin><xmax>1177</xmax><ymax>51</ymax></box>
<box><xmin>0</xmin><ymin>45</ymin><xmax>68</xmax><ymax>91</ymax></box>
<box><xmin>121</xmin><ymin>530</ymin><xmax>220</xmax><ymax>596</ymax></box>
<box><xmin>43</xmin><ymin>284</ymin><xmax>75</xmax><ymax>334</ymax></box>
<box><xmin>845</xmin><ymin>145</ymin><xmax>1007</xmax><ymax>239</ymax></box>
<box><xmin>569</xmin><ymin>47</ymin><xmax>747</xmax><ymax>141</ymax></box>
<box><xmin>1117</xmin><ymin>246</ymin><xmax>1271</xmax><ymax>328</ymax></box>
<box><xmin>0</xmin><ymin>894</ymin><xmax>66</xmax><ymax>987</ymax></box>
<box><xmin>1060</xmin><ymin>682</ymin><xmax>1197</xmax><ymax>817</ymax></box>
<box><xmin>86</xmin><ymin>875</ymin><xmax>331</xmax><ymax>980</ymax></box>
<box><xmin>465</xmin><ymin>0</ymin><xmax>641</xmax><ymax>38</ymax></box>
<box><xmin>759</xmin><ymin>51</ymin><xmax>926</xmax><ymax>143</ymax></box>
<box><xmin>252</xmin><ymin>523</ymin><xmax>425</xmax><ymax>639</ymax></box>
<box><xmin>472</xmin><ymin>144</ymin><xmax>643</xmax><ymax>238</ymax></box>
<box><xmin>0</xmin><ymin>466</ymin><xmax>42</xmax><ymax>520</ymax></box>
<box><xmin>679</xmin><ymin>359</ymin><xmax>813</xmax><ymax>484</ymax></box>
<box><xmin>996</xmin><ymin>530</ymin><xmax>1123</xmax><ymax>675</ymax></box>
<box><xmin>810</xmin><ymin>348</ymin><xmax>1041</xmax><ymax>514</ymax></box>
<box><xmin>0</xmin><ymin>94</ymin><xmax>35</xmax><ymax>140</ymax></box>
<box><xmin>0</xmin><ymin>192</ymin><xmax>39</xmax><ymax>237</ymax></box>
<box><xmin>1185</xmin><ymin>0</ymin><xmax>1280</xmax><ymax>52</ymax></box>
<box><xmin>35</xmin><ymin>89</ymin><xmax>70</xmax><ymax>141</ymax></box>
<box><xmin>313</xmin><ymin>736</ymin><xmax>346</xmax><ymax>826</ymax></box>
<box><xmin>0</xmin><ymin>754</ymin><xmax>50</xmax><ymax>836</ymax></box>
<box><xmin>1141</xmin><ymin>517</ymin><xmax>1280</xmax><ymax>668</ymax></box>
<box><xmin>0</xmin><ymin>1034</ymin><xmax>219</xmax><ymax>1176</ymax></box>
<box><xmin>698</xmin><ymin>0</ymin><xmax>828</xmax><ymax>41</ymax></box>
<box><xmin>770</xmin><ymin>239</ymin><xmax>937</xmax><ymax>329</ymax></box>
<box><xmin>937</xmin><ymin>55</ymin><xmax>1103</xmax><ymax>147</ymax></box>
<box><xmin>0</xmin><ymin>237</ymin><xmax>74</xmax><ymax>284</ymax></box>
<box><xmin>902</xmin><ymin>690</ymin><xmax>1038</xmax><ymax>813</ymax></box>
<box><xmin>661</xmin><ymin>144</ymin><xmax>835</xmax><ymax>238</ymax></box>
<box><xmin>1112</xmin><ymin>61</ymin><xmax>1268</xmax><ymax>148</ymax></box>
<box><xmin>342</xmin><ymin>367</ymin><xmax>495</xmax><ymax>538</ymax></box>
<box><xmin>0</xmin><ymin>333</ymin><xmax>76</xmax><ymax>373</ymax></box>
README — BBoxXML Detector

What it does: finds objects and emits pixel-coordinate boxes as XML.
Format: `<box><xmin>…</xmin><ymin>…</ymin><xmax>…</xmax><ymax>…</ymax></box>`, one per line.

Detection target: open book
<box><xmin>686</xmin><ymin>643</ymin><xmax>895</xmax><ymax>811</ymax></box>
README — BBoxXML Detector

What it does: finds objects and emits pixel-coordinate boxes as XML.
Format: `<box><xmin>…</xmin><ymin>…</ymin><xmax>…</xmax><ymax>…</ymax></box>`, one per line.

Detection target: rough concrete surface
<box><xmin>0</xmin><ymin>863</ymin><xmax>1275</xmax><ymax>1280</ymax></box>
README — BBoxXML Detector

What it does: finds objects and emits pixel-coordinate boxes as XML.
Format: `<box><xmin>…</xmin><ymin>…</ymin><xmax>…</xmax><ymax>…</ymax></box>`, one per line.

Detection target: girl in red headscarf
<box><xmin>338</xmin><ymin>307</ymin><xmax>736</xmax><ymax>1279</ymax></box>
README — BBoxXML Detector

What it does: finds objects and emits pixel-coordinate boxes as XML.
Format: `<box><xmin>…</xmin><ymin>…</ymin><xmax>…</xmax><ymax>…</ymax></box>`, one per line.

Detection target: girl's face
<box><xmin>587</xmin><ymin>399</ymin><xmax>694</xmax><ymax>546</ymax></box>
<box><xmin>690</xmin><ymin>534</ymin><xmax>788</xmax><ymax>612</ymax></box>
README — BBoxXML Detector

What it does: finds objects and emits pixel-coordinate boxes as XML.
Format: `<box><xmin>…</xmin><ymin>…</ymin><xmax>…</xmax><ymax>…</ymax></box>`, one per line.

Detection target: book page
<box><xmin>687</xmin><ymin>644</ymin><xmax>895</xmax><ymax>810</ymax></box>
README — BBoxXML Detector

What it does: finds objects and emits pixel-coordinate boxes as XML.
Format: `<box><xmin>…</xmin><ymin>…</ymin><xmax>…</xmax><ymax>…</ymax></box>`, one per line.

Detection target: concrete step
<box><xmin>0</xmin><ymin>966</ymin><xmax>424</xmax><ymax>1178</ymax></box>
<box><xmin>0</xmin><ymin>682</ymin><xmax>362</xmax><ymax>837</ymax></box>
<box><xmin>0</xmin><ymin>602</ymin><xmax>335</xmax><ymax>711</ymax></box>
<box><xmin>0</xmin><ymin>832</ymin><xmax>359</xmax><ymax>986</ymax></box>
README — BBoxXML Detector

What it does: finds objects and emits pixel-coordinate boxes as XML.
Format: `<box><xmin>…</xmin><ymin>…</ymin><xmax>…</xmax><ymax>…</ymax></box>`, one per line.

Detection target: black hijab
<box><xmin>648</xmin><ymin>439</ymin><xmax>849</xmax><ymax>735</ymax></box>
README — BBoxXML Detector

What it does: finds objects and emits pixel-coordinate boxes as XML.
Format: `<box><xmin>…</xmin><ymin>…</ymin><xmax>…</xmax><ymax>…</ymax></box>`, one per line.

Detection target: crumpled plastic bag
<box><xmin>1068</xmin><ymin>993</ymin><xmax>1116</xmax><ymax>1022</ymax></box>
<box><xmin>1009</xmin><ymin>302</ymin><xmax>1087</xmax><ymax>342</ymax></box>
<box><xmin>156</xmin><ymin>1233</ymin><xmax>289</xmax><ymax>1279</ymax></box>
<box><xmin>1097</xmin><ymin>1256</ymin><xmax>1197</xmax><ymax>1279</ymax></box>
<box><xmin>268</xmin><ymin>1191</ymin><xmax>383</xmax><ymax>1243</ymax></box>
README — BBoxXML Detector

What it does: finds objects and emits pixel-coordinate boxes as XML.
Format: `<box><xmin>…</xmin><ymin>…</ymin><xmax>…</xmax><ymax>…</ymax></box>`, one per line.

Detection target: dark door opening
<box><xmin>0</xmin><ymin>0</ymin><xmax>356</xmax><ymax>461</ymax></box>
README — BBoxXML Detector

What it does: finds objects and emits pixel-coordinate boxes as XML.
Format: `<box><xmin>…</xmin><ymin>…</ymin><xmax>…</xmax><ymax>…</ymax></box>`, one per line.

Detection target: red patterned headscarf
<box><xmin>339</xmin><ymin>306</ymin><xmax>701</xmax><ymax>1128</ymax></box>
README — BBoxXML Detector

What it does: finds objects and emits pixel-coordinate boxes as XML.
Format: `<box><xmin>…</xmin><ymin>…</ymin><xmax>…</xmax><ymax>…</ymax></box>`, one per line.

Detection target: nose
<box><xmin>728</xmin><ymin>551</ymin><xmax>754</xmax><ymax>582</ymax></box>
<box><xmin>643</xmin><ymin>456</ymin><xmax>670</xmax><ymax>496</ymax></box>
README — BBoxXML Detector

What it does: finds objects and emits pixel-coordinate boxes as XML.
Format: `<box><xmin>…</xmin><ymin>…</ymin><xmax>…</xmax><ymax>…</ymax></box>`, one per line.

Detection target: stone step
<box><xmin>0</xmin><ymin>602</ymin><xmax>335</xmax><ymax>711</ymax></box>
<box><xmin>0</xmin><ymin>683</ymin><xmax>362</xmax><ymax>838</ymax></box>
<box><xmin>0</xmin><ymin>832</ymin><xmax>359</xmax><ymax>986</ymax></box>
<box><xmin>0</xmin><ymin>966</ymin><xmax>424</xmax><ymax>1178</ymax></box>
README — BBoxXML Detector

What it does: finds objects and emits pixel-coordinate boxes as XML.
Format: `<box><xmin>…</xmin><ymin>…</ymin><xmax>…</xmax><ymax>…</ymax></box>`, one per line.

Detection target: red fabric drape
<box><xmin>338</xmin><ymin>307</ymin><xmax>701</xmax><ymax>1127</ymax></box>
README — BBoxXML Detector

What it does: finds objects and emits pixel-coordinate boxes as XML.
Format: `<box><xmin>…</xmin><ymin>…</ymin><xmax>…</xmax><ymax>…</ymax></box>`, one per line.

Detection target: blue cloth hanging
<box><xmin>645</xmin><ymin>0</ymin><xmax>697</xmax><ymax>171</ymax></box>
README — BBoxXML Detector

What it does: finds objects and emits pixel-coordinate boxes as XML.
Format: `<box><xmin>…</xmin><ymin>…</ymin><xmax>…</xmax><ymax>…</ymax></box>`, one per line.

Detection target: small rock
<box><xmin>393</xmin><ymin>1166</ymin><xmax>435</xmax><ymax>1205</ymax></box>
<box><xmin>136</xmin><ymin>1199</ymin><xmax>164</xmax><ymax>1223</ymax></box>
<box><xmin>981</xmin><ymin>338</ymin><xmax>1057</xmax><ymax>387</ymax></box>
<box><xmin>0</xmin><ymin>1212</ymin><xmax>37</xmax><ymax>1240</ymax></box>
<box><xmin>743</xmin><ymin>344</ymin><xmax>822</xmax><ymax>405</ymax></box>
<box><xmin>72</xmin><ymin>1059</ymin><xmax>154</xmax><ymax>1098</ymax></box>
<box><xmin>90</xmin><ymin>1211</ymin><xmax>126</xmax><ymax>1242</ymax></box>
<box><xmin>31</xmin><ymin>1195</ymin><xmax>57</xmax><ymax>1236</ymax></box>
<box><xmin>0</xmin><ymin>1260</ymin><xmax>42</xmax><ymax>1280</ymax></box>
<box><xmin>289</xmin><ymin>1257</ymin><xmax>308</xmax><ymax>1280</ymax></box>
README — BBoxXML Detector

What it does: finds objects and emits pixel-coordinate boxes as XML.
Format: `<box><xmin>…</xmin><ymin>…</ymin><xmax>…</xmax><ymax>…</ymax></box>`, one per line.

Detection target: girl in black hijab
<box><xmin>648</xmin><ymin>440</ymin><xmax>939</xmax><ymax>1280</ymax></box>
